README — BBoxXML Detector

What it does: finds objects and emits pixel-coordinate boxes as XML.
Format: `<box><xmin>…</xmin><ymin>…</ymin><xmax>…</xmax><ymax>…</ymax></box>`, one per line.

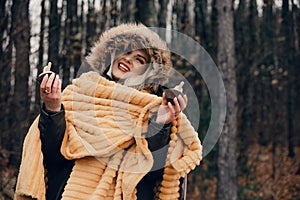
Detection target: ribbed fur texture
<box><xmin>14</xmin><ymin>72</ymin><xmax>202</xmax><ymax>200</ymax></box>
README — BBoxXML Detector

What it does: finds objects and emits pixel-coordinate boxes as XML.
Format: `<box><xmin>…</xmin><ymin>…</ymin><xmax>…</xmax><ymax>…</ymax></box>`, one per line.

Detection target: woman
<box><xmin>14</xmin><ymin>23</ymin><xmax>202</xmax><ymax>200</ymax></box>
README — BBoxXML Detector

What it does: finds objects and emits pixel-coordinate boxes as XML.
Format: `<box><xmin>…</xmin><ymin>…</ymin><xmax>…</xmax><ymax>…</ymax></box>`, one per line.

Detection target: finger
<box><xmin>173</xmin><ymin>97</ymin><xmax>181</xmax><ymax>113</ymax></box>
<box><xmin>58</xmin><ymin>78</ymin><xmax>62</xmax><ymax>91</ymax></box>
<box><xmin>162</xmin><ymin>92</ymin><xmax>168</xmax><ymax>105</ymax></box>
<box><xmin>45</xmin><ymin>73</ymin><xmax>56</xmax><ymax>92</ymax></box>
<box><xmin>167</xmin><ymin>102</ymin><xmax>176</xmax><ymax>115</ymax></box>
<box><xmin>40</xmin><ymin>74</ymin><xmax>49</xmax><ymax>93</ymax></box>
<box><xmin>183</xmin><ymin>94</ymin><xmax>188</xmax><ymax>103</ymax></box>
<box><xmin>57</xmin><ymin>75</ymin><xmax>62</xmax><ymax>93</ymax></box>
<box><xmin>52</xmin><ymin>74</ymin><xmax>60</xmax><ymax>93</ymax></box>
<box><xmin>177</xmin><ymin>95</ymin><xmax>187</xmax><ymax>110</ymax></box>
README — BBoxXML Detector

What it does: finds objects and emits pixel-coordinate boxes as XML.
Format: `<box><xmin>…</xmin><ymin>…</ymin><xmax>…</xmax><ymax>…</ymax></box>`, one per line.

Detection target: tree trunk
<box><xmin>0</xmin><ymin>0</ymin><xmax>7</xmax><ymax>57</ymax></box>
<box><xmin>135</xmin><ymin>0</ymin><xmax>157</xmax><ymax>26</ymax></box>
<box><xmin>216</xmin><ymin>0</ymin><xmax>238</xmax><ymax>199</ymax></box>
<box><xmin>110</xmin><ymin>0</ymin><xmax>119</xmax><ymax>26</ymax></box>
<box><xmin>158</xmin><ymin>0</ymin><xmax>169</xmax><ymax>28</ymax></box>
<box><xmin>120</xmin><ymin>0</ymin><xmax>135</xmax><ymax>23</ymax></box>
<box><xmin>194</xmin><ymin>0</ymin><xmax>208</xmax><ymax>47</ymax></box>
<box><xmin>0</xmin><ymin>0</ymin><xmax>11</xmax><ymax>150</ymax></box>
<box><xmin>209</xmin><ymin>0</ymin><xmax>218</xmax><ymax>60</ymax></box>
<box><xmin>257</xmin><ymin>0</ymin><xmax>274</xmax><ymax>146</ymax></box>
<box><xmin>86</xmin><ymin>0</ymin><xmax>97</xmax><ymax>54</ymax></box>
<box><xmin>34</xmin><ymin>0</ymin><xmax>46</xmax><ymax>112</ymax></box>
<box><xmin>282</xmin><ymin>0</ymin><xmax>297</xmax><ymax>158</ymax></box>
<box><xmin>10</xmin><ymin>0</ymin><xmax>31</xmax><ymax>164</ymax></box>
<box><xmin>48</xmin><ymin>0</ymin><xmax>60</xmax><ymax>73</ymax></box>
<box><xmin>99</xmin><ymin>0</ymin><xmax>108</xmax><ymax>35</ymax></box>
<box><xmin>245</xmin><ymin>0</ymin><xmax>259</xmax><ymax>144</ymax></box>
<box><xmin>173</xmin><ymin>0</ymin><xmax>191</xmax><ymax>35</ymax></box>
<box><xmin>289</xmin><ymin>1</ymin><xmax>300</xmax><ymax>146</ymax></box>
<box><xmin>62</xmin><ymin>0</ymin><xmax>81</xmax><ymax>87</ymax></box>
<box><xmin>73</xmin><ymin>0</ymin><xmax>82</xmax><ymax>77</ymax></box>
<box><xmin>234</xmin><ymin>0</ymin><xmax>248</xmax><ymax>147</ymax></box>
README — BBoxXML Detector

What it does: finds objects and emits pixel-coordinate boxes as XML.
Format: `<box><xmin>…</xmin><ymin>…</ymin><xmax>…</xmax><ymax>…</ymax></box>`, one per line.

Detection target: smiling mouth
<box><xmin>118</xmin><ymin>62</ymin><xmax>130</xmax><ymax>73</ymax></box>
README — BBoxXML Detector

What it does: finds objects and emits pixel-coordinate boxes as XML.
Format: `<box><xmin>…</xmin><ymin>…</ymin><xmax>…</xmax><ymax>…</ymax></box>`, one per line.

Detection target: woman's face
<box><xmin>111</xmin><ymin>49</ymin><xmax>150</xmax><ymax>80</ymax></box>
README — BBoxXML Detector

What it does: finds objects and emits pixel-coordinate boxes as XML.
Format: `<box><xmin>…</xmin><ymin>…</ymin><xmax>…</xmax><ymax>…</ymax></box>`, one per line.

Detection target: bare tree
<box><xmin>110</xmin><ymin>0</ymin><xmax>119</xmax><ymax>26</ymax></box>
<box><xmin>292</xmin><ymin>0</ymin><xmax>300</xmax><ymax>149</ymax></box>
<box><xmin>86</xmin><ymin>0</ymin><xmax>97</xmax><ymax>54</ymax></box>
<box><xmin>99</xmin><ymin>0</ymin><xmax>108</xmax><ymax>35</ymax></box>
<box><xmin>9</xmin><ymin>0</ymin><xmax>31</xmax><ymax>164</ymax></box>
<box><xmin>194</xmin><ymin>0</ymin><xmax>208</xmax><ymax>46</ymax></box>
<box><xmin>61</xmin><ymin>0</ymin><xmax>81</xmax><ymax>87</ymax></box>
<box><xmin>216</xmin><ymin>0</ymin><xmax>238</xmax><ymax>199</ymax></box>
<box><xmin>158</xmin><ymin>0</ymin><xmax>169</xmax><ymax>28</ymax></box>
<box><xmin>280</xmin><ymin>0</ymin><xmax>296</xmax><ymax>158</ymax></box>
<box><xmin>209</xmin><ymin>0</ymin><xmax>218</xmax><ymax>61</ymax></box>
<box><xmin>48</xmin><ymin>0</ymin><xmax>60</xmax><ymax>73</ymax></box>
<box><xmin>34</xmin><ymin>0</ymin><xmax>46</xmax><ymax>112</ymax></box>
<box><xmin>135</xmin><ymin>0</ymin><xmax>157</xmax><ymax>26</ymax></box>
<box><xmin>0</xmin><ymin>0</ymin><xmax>7</xmax><ymax>58</ymax></box>
<box><xmin>120</xmin><ymin>0</ymin><xmax>136</xmax><ymax>23</ymax></box>
<box><xmin>0</xmin><ymin>0</ymin><xmax>10</xmax><ymax>148</ymax></box>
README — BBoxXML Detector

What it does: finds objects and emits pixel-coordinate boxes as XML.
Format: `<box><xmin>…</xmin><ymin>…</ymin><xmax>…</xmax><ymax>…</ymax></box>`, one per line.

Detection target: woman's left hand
<box><xmin>156</xmin><ymin>92</ymin><xmax>188</xmax><ymax>124</ymax></box>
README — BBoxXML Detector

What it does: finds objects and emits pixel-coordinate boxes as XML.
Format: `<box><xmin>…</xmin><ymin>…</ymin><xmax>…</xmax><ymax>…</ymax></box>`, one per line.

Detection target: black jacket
<box><xmin>38</xmin><ymin>86</ymin><xmax>172</xmax><ymax>200</ymax></box>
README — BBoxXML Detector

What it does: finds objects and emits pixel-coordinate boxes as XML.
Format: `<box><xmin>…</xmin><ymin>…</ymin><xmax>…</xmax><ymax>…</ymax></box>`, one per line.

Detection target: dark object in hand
<box><xmin>36</xmin><ymin>72</ymin><xmax>55</xmax><ymax>84</ymax></box>
<box><xmin>165</xmin><ymin>89</ymin><xmax>184</xmax><ymax>105</ymax></box>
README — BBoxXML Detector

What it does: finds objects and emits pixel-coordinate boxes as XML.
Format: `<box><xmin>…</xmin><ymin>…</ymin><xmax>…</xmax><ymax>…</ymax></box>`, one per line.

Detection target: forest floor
<box><xmin>187</xmin><ymin>145</ymin><xmax>300</xmax><ymax>200</ymax></box>
<box><xmin>1</xmin><ymin>145</ymin><xmax>299</xmax><ymax>200</ymax></box>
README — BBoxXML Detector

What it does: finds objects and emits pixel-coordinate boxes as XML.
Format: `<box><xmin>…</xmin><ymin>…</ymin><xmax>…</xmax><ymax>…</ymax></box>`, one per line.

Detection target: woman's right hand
<box><xmin>40</xmin><ymin>73</ymin><xmax>62</xmax><ymax>112</ymax></box>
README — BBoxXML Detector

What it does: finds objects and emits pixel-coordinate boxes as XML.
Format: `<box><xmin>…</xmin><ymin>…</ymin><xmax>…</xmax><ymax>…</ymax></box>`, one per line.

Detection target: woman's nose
<box><xmin>123</xmin><ymin>54</ymin><xmax>133</xmax><ymax>64</ymax></box>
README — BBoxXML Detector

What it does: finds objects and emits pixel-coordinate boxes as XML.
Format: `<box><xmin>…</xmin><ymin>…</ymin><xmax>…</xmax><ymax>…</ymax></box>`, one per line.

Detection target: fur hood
<box><xmin>86</xmin><ymin>23</ymin><xmax>172</xmax><ymax>87</ymax></box>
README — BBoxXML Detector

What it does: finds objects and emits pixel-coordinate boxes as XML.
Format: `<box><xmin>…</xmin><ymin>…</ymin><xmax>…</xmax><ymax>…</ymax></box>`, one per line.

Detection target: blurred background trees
<box><xmin>0</xmin><ymin>0</ymin><xmax>299</xmax><ymax>199</ymax></box>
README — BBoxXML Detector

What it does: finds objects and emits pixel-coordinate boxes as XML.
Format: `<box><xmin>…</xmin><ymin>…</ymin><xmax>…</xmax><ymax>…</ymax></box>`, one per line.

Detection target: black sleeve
<box><xmin>146</xmin><ymin>114</ymin><xmax>171</xmax><ymax>152</ymax></box>
<box><xmin>146</xmin><ymin>85</ymin><xmax>172</xmax><ymax>152</ymax></box>
<box><xmin>38</xmin><ymin>104</ymin><xmax>75</xmax><ymax>200</ymax></box>
<box><xmin>38</xmin><ymin>104</ymin><xmax>67</xmax><ymax>164</ymax></box>
<box><xmin>140</xmin><ymin>115</ymin><xmax>172</xmax><ymax>183</ymax></box>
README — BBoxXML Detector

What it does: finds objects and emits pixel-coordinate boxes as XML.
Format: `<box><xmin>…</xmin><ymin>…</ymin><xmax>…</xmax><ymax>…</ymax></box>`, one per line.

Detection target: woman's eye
<box><xmin>136</xmin><ymin>58</ymin><xmax>145</xmax><ymax>64</ymax></box>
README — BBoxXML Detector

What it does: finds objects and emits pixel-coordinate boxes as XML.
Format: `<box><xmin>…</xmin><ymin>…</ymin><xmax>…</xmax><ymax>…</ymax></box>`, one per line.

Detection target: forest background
<box><xmin>0</xmin><ymin>0</ymin><xmax>299</xmax><ymax>200</ymax></box>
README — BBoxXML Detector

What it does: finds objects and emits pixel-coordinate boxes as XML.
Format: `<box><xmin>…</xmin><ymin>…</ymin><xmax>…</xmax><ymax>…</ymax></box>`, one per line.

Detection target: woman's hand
<box><xmin>40</xmin><ymin>73</ymin><xmax>62</xmax><ymax>112</ymax></box>
<box><xmin>155</xmin><ymin>92</ymin><xmax>188</xmax><ymax>124</ymax></box>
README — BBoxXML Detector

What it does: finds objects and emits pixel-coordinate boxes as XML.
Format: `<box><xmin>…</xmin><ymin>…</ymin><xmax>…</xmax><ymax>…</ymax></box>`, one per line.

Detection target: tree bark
<box><xmin>173</xmin><ymin>0</ymin><xmax>191</xmax><ymax>35</ymax></box>
<box><xmin>194</xmin><ymin>0</ymin><xmax>208</xmax><ymax>46</ymax></box>
<box><xmin>216</xmin><ymin>0</ymin><xmax>238</xmax><ymax>199</ymax></box>
<box><xmin>99</xmin><ymin>0</ymin><xmax>108</xmax><ymax>35</ymax></box>
<box><xmin>209</xmin><ymin>0</ymin><xmax>218</xmax><ymax>60</ymax></box>
<box><xmin>110</xmin><ymin>0</ymin><xmax>119</xmax><ymax>26</ymax></box>
<box><xmin>10</xmin><ymin>0</ymin><xmax>31</xmax><ymax>164</ymax></box>
<box><xmin>291</xmin><ymin>0</ymin><xmax>300</xmax><ymax>148</ymax></box>
<box><xmin>0</xmin><ymin>0</ymin><xmax>7</xmax><ymax>57</ymax></box>
<box><xmin>135</xmin><ymin>0</ymin><xmax>157</xmax><ymax>26</ymax></box>
<box><xmin>158</xmin><ymin>0</ymin><xmax>169</xmax><ymax>28</ymax></box>
<box><xmin>258</xmin><ymin>0</ymin><xmax>274</xmax><ymax>146</ymax></box>
<box><xmin>48</xmin><ymin>0</ymin><xmax>60</xmax><ymax>73</ymax></box>
<box><xmin>86</xmin><ymin>0</ymin><xmax>97</xmax><ymax>54</ymax></box>
<box><xmin>62</xmin><ymin>0</ymin><xmax>81</xmax><ymax>87</ymax></box>
<box><xmin>120</xmin><ymin>0</ymin><xmax>135</xmax><ymax>23</ymax></box>
<box><xmin>0</xmin><ymin>0</ymin><xmax>11</xmax><ymax>150</ymax></box>
<box><xmin>34</xmin><ymin>0</ymin><xmax>46</xmax><ymax>112</ymax></box>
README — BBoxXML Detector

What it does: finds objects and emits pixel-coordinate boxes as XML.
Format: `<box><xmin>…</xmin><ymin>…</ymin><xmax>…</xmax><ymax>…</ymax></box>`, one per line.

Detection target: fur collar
<box><xmin>86</xmin><ymin>23</ymin><xmax>172</xmax><ymax>88</ymax></box>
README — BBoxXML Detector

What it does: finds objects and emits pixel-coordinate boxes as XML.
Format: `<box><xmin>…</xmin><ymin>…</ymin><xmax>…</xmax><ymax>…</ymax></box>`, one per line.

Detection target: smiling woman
<box><xmin>14</xmin><ymin>23</ymin><xmax>202</xmax><ymax>200</ymax></box>
<box><xmin>110</xmin><ymin>49</ymin><xmax>150</xmax><ymax>81</ymax></box>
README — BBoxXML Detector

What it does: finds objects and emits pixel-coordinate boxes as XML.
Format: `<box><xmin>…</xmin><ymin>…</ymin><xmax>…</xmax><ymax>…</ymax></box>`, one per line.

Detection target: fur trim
<box><xmin>86</xmin><ymin>23</ymin><xmax>172</xmax><ymax>87</ymax></box>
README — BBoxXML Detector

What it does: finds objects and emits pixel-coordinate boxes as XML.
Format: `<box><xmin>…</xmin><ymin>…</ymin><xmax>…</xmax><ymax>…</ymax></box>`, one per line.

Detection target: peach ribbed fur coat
<box><xmin>14</xmin><ymin>23</ymin><xmax>202</xmax><ymax>200</ymax></box>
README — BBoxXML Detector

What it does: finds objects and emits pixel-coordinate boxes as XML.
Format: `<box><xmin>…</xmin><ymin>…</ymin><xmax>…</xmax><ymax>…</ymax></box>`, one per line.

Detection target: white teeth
<box><xmin>119</xmin><ymin>63</ymin><xmax>129</xmax><ymax>71</ymax></box>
